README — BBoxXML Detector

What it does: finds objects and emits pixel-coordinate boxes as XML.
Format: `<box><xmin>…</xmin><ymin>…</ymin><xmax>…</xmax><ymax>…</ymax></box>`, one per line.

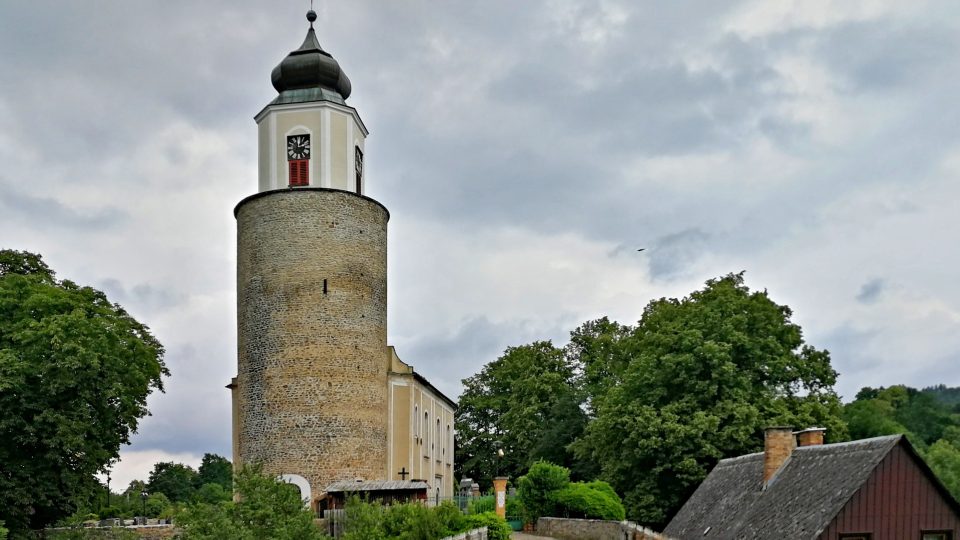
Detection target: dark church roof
<box><xmin>325</xmin><ymin>480</ymin><xmax>429</xmax><ymax>493</ymax></box>
<box><xmin>269</xmin><ymin>10</ymin><xmax>352</xmax><ymax>106</ymax></box>
<box><xmin>664</xmin><ymin>435</ymin><xmax>903</xmax><ymax>539</ymax></box>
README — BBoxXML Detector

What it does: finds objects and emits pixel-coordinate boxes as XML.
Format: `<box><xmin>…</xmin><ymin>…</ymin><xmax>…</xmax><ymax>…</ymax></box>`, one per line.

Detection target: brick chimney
<box><xmin>763</xmin><ymin>426</ymin><xmax>795</xmax><ymax>485</ymax></box>
<box><xmin>796</xmin><ymin>427</ymin><xmax>826</xmax><ymax>447</ymax></box>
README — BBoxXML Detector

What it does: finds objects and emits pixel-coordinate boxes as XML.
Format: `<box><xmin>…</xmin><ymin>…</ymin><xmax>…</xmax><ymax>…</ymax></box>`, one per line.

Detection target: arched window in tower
<box><xmin>414</xmin><ymin>405</ymin><xmax>419</xmax><ymax>441</ymax></box>
<box><xmin>355</xmin><ymin>146</ymin><xmax>363</xmax><ymax>194</ymax></box>
<box><xmin>287</xmin><ymin>134</ymin><xmax>311</xmax><ymax>186</ymax></box>
<box><xmin>436</xmin><ymin>419</ymin><xmax>441</xmax><ymax>455</ymax></box>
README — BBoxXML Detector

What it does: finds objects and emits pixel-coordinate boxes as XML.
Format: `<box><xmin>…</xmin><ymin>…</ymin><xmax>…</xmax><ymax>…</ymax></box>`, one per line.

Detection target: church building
<box><xmin>228</xmin><ymin>10</ymin><xmax>456</xmax><ymax>513</ymax></box>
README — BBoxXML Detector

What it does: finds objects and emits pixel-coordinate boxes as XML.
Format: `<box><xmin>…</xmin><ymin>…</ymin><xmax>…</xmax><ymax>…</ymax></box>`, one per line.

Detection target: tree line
<box><xmin>456</xmin><ymin>272</ymin><xmax>864</xmax><ymax>527</ymax></box>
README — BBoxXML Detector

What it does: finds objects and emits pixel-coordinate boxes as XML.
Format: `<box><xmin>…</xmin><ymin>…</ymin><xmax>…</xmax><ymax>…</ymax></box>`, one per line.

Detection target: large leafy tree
<box><xmin>197</xmin><ymin>453</ymin><xmax>233</xmax><ymax>491</ymax></box>
<box><xmin>574</xmin><ymin>273</ymin><xmax>847</xmax><ymax>526</ymax></box>
<box><xmin>455</xmin><ymin>341</ymin><xmax>581</xmax><ymax>488</ymax></box>
<box><xmin>147</xmin><ymin>462</ymin><xmax>199</xmax><ymax>503</ymax></box>
<box><xmin>0</xmin><ymin>250</ymin><xmax>168</xmax><ymax>532</ymax></box>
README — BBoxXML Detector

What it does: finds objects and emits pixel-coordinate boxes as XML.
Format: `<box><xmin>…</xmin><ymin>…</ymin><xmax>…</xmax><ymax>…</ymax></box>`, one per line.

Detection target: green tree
<box><xmin>176</xmin><ymin>465</ymin><xmax>326</xmax><ymax>540</ymax></box>
<box><xmin>0</xmin><ymin>250</ymin><xmax>168</xmax><ymax>533</ymax></box>
<box><xmin>843</xmin><ymin>397</ymin><xmax>912</xmax><ymax>441</ymax></box>
<box><xmin>925</xmin><ymin>439</ymin><xmax>960</xmax><ymax>500</ymax></box>
<box><xmin>197</xmin><ymin>453</ymin><xmax>233</xmax><ymax>491</ymax></box>
<box><xmin>528</xmin><ymin>392</ymin><xmax>596</xmax><ymax>481</ymax></box>
<box><xmin>566</xmin><ymin>317</ymin><xmax>632</xmax><ymax>412</ymax></box>
<box><xmin>147</xmin><ymin>462</ymin><xmax>198</xmax><ymax>503</ymax></box>
<box><xmin>516</xmin><ymin>461</ymin><xmax>570</xmax><ymax>522</ymax></box>
<box><xmin>574</xmin><ymin>273</ymin><xmax>847</xmax><ymax>526</ymax></box>
<box><xmin>843</xmin><ymin>385</ymin><xmax>959</xmax><ymax>449</ymax></box>
<box><xmin>193</xmin><ymin>483</ymin><xmax>230</xmax><ymax>505</ymax></box>
<box><xmin>455</xmin><ymin>341</ymin><xmax>579</xmax><ymax>487</ymax></box>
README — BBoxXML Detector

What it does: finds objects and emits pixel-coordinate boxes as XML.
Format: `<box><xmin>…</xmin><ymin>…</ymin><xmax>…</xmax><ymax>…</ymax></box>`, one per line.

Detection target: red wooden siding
<box><xmin>819</xmin><ymin>444</ymin><xmax>960</xmax><ymax>539</ymax></box>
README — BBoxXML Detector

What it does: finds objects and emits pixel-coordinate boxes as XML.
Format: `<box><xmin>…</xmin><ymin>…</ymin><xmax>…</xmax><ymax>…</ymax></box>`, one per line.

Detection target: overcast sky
<box><xmin>2</xmin><ymin>0</ymin><xmax>959</xmax><ymax>489</ymax></box>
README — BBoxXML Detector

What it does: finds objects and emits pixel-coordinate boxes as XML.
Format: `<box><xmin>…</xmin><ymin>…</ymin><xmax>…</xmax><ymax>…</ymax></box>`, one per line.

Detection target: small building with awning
<box><xmin>322</xmin><ymin>480</ymin><xmax>430</xmax><ymax>510</ymax></box>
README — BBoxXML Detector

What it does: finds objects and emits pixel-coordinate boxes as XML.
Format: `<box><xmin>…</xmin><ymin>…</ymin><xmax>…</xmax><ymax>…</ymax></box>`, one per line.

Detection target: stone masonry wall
<box><xmin>537</xmin><ymin>518</ymin><xmax>676</xmax><ymax>540</ymax></box>
<box><xmin>236</xmin><ymin>188</ymin><xmax>390</xmax><ymax>498</ymax></box>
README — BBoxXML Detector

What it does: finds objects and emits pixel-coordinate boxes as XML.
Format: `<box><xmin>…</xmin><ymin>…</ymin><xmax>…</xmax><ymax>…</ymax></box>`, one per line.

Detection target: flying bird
<box><xmin>637</xmin><ymin>248</ymin><xmax>646</xmax><ymax>252</ymax></box>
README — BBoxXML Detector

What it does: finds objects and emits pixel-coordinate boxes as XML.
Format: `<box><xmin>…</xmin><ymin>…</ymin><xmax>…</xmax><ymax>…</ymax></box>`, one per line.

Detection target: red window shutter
<box><xmin>299</xmin><ymin>161</ymin><xmax>308</xmax><ymax>184</ymax></box>
<box><xmin>289</xmin><ymin>160</ymin><xmax>309</xmax><ymax>186</ymax></box>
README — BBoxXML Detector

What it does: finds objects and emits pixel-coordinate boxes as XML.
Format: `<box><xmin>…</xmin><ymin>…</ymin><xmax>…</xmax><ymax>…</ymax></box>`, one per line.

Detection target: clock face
<box><xmin>287</xmin><ymin>135</ymin><xmax>311</xmax><ymax>160</ymax></box>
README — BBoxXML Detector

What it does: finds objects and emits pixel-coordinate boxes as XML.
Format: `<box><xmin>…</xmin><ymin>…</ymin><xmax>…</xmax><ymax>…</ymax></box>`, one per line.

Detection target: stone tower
<box><xmin>232</xmin><ymin>10</ymin><xmax>389</xmax><ymax>501</ymax></box>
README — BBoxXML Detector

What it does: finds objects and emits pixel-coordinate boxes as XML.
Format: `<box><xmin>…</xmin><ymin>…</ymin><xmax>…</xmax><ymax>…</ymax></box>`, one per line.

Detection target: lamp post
<box><xmin>140</xmin><ymin>490</ymin><xmax>148</xmax><ymax>517</ymax></box>
<box><xmin>492</xmin><ymin>441</ymin><xmax>507</xmax><ymax>520</ymax></box>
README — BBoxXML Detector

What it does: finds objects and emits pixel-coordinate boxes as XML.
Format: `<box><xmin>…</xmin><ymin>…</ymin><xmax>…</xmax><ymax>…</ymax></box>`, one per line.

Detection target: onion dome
<box><xmin>270</xmin><ymin>10</ymin><xmax>352</xmax><ymax>105</ymax></box>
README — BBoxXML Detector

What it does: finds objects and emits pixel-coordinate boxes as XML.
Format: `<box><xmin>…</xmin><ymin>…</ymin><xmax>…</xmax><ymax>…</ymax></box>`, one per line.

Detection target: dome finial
<box><xmin>306</xmin><ymin>9</ymin><xmax>317</xmax><ymax>29</ymax></box>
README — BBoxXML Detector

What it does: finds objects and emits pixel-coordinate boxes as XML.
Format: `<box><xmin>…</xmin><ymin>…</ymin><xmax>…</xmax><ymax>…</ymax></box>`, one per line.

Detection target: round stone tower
<box><xmin>233</xmin><ymin>11</ymin><xmax>388</xmax><ymax>503</ymax></box>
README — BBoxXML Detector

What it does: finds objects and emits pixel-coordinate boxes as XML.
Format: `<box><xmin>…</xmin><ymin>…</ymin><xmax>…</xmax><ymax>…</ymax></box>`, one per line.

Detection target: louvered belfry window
<box><xmin>287</xmin><ymin>134</ymin><xmax>311</xmax><ymax>187</ymax></box>
<box><xmin>289</xmin><ymin>160</ymin><xmax>309</xmax><ymax>186</ymax></box>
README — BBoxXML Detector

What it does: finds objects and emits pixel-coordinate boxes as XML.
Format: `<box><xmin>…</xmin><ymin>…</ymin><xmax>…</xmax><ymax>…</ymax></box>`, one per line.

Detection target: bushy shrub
<box><xmin>177</xmin><ymin>465</ymin><xmax>327</xmax><ymax>540</ymax></box>
<box><xmin>550</xmin><ymin>481</ymin><xmax>625</xmax><ymax>521</ymax></box>
<box><xmin>466</xmin><ymin>495</ymin><xmax>494</xmax><ymax>514</ymax></box>
<box><xmin>341</xmin><ymin>496</ymin><xmax>384</xmax><ymax>540</ymax></box>
<box><xmin>381</xmin><ymin>502</ymin><xmax>446</xmax><ymax>540</ymax></box>
<box><xmin>0</xmin><ymin>520</ymin><xmax>7</xmax><ymax>540</ymax></box>
<box><xmin>461</xmin><ymin>512</ymin><xmax>511</xmax><ymax>540</ymax></box>
<box><xmin>504</xmin><ymin>496</ymin><xmax>525</xmax><ymax>520</ymax></box>
<box><xmin>434</xmin><ymin>501</ymin><xmax>466</xmax><ymax>532</ymax></box>
<box><xmin>517</xmin><ymin>461</ymin><xmax>570</xmax><ymax>521</ymax></box>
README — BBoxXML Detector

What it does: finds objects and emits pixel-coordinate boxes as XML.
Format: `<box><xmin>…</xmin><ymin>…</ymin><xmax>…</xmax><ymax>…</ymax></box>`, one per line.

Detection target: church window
<box><xmin>414</xmin><ymin>405</ymin><xmax>419</xmax><ymax>440</ymax></box>
<box><xmin>425</xmin><ymin>411</ymin><xmax>429</xmax><ymax>449</ymax></box>
<box><xmin>287</xmin><ymin>134</ymin><xmax>311</xmax><ymax>187</ymax></box>
<box><xmin>355</xmin><ymin>146</ymin><xmax>363</xmax><ymax>194</ymax></box>
<box><xmin>436</xmin><ymin>419</ymin><xmax>441</xmax><ymax>454</ymax></box>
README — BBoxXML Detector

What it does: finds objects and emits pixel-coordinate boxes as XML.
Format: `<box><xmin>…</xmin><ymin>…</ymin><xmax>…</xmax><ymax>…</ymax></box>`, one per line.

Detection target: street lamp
<box><xmin>140</xmin><ymin>490</ymin><xmax>148</xmax><ymax>517</ymax></box>
<box><xmin>493</xmin><ymin>441</ymin><xmax>504</xmax><ymax>478</ymax></box>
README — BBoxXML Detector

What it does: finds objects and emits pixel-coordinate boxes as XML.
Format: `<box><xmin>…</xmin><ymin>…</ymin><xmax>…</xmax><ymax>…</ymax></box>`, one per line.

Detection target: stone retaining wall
<box><xmin>440</xmin><ymin>526</ymin><xmax>488</xmax><ymax>540</ymax></box>
<box><xmin>536</xmin><ymin>517</ymin><xmax>675</xmax><ymax>540</ymax></box>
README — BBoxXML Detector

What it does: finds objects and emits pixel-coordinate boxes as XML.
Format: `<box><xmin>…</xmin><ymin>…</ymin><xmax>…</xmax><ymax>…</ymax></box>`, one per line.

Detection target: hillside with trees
<box><xmin>843</xmin><ymin>384</ymin><xmax>960</xmax><ymax>499</ymax></box>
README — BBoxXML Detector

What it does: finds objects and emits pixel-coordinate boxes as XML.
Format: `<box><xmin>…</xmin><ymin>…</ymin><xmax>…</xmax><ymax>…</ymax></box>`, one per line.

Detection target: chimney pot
<box><xmin>796</xmin><ymin>427</ymin><xmax>826</xmax><ymax>447</ymax></box>
<box><xmin>763</xmin><ymin>426</ymin><xmax>795</xmax><ymax>485</ymax></box>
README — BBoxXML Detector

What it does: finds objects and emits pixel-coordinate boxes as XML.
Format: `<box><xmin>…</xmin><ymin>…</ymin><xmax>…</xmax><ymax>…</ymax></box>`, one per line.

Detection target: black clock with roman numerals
<box><xmin>287</xmin><ymin>135</ymin><xmax>311</xmax><ymax>160</ymax></box>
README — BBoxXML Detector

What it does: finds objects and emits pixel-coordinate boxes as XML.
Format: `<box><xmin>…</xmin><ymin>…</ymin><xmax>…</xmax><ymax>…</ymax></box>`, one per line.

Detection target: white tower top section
<box><xmin>254</xmin><ymin>11</ymin><xmax>369</xmax><ymax>194</ymax></box>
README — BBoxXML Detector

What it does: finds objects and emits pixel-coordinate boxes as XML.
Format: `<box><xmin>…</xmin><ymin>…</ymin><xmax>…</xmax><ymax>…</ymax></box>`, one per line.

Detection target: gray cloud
<box><xmin>99</xmin><ymin>278</ymin><xmax>189</xmax><ymax>313</ymax></box>
<box><xmin>2</xmin><ymin>0</ymin><xmax>960</xmax><ymax>475</ymax></box>
<box><xmin>649</xmin><ymin>229</ymin><xmax>712</xmax><ymax>281</ymax></box>
<box><xmin>0</xmin><ymin>180</ymin><xmax>127</xmax><ymax>230</ymax></box>
<box><xmin>856</xmin><ymin>278</ymin><xmax>885</xmax><ymax>304</ymax></box>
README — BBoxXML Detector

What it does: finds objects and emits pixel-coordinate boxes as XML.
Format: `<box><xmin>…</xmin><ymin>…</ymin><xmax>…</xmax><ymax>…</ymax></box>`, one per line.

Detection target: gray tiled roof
<box><xmin>325</xmin><ymin>480</ymin><xmax>429</xmax><ymax>493</ymax></box>
<box><xmin>664</xmin><ymin>435</ymin><xmax>901</xmax><ymax>540</ymax></box>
